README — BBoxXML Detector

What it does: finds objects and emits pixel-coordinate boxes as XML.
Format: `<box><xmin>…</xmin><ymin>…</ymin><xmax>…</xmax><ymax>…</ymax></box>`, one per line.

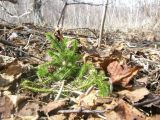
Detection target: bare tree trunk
<box><xmin>98</xmin><ymin>0</ymin><xmax>108</xmax><ymax>48</ymax></box>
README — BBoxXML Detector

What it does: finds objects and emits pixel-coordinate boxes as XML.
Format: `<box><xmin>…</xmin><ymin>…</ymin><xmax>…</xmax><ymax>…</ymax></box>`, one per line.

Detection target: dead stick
<box><xmin>54</xmin><ymin>80</ymin><xmax>65</xmax><ymax>101</ymax></box>
<box><xmin>58</xmin><ymin>109</ymin><xmax>106</xmax><ymax>114</ymax></box>
<box><xmin>98</xmin><ymin>0</ymin><xmax>108</xmax><ymax>48</ymax></box>
<box><xmin>57</xmin><ymin>2</ymin><xmax>67</xmax><ymax>27</ymax></box>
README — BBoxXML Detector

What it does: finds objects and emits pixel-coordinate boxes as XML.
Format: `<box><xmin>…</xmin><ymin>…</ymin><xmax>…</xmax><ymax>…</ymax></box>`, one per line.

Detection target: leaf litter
<box><xmin>0</xmin><ymin>23</ymin><xmax>160</xmax><ymax>119</ymax></box>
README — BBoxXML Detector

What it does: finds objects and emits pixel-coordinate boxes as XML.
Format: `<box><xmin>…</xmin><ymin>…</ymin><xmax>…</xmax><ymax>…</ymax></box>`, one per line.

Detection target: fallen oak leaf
<box><xmin>107</xmin><ymin>60</ymin><xmax>141</xmax><ymax>86</ymax></box>
<box><xmin>100</xmin><ymin>56</ymin><xmax>142</xmax><ymax>87</ymax></box>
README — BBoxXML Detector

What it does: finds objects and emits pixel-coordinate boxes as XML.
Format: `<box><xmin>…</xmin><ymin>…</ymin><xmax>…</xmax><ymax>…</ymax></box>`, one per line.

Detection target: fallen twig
<box><xmin>58</xmin><ymin>108</ymin><xmax>106</xmax><ymax>114</ymax></box>
<box><xmin>24</xmin><ymin>34</ymin><xmax>33</xmax><ymax>49</ymax></box>
<box><xmin>54</xmin><ymin>80</ymin><xmax>65</xmax><ymax>101</ymax></box>
<box><xmin>98</xmin><ymin>0</ymin><xmax>109</xmax><ymax>48</ymax></box>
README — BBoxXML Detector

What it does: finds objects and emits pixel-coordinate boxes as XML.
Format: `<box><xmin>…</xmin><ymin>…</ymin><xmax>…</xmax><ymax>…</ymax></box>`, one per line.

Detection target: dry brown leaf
<box><xmin>42</xmin><ymin>99</ymin><xmax>68</xmax><ymax>115</ymax></box>
<box><xmin>108</xmin><ymin>60</ymin><xmax>139</xmax><ymax>85</ymax></box>
<box><xmin>0</xmin><ymin>59</ymin><xmax>29</xmax><ymax>87</ymax></box>
<box><xmin>114</xmin><ymin>99</ymin><xmax>145</xmax><ymax>120</ymax></box>
<box><xmin>118</xmin><ymin>88</ymin><xmax>150</xmax><ymax>103</ymax></box>
<box><xmin>0</xmin><ymin>96</ymin><xmax>14</xmax><ymax>119</ymax></box>
<box><xmin>76</xmin><ymin>89</ymin><xmax>98</xmax><ymax>109</ymax></box>
<box><xmin>54</xmin><ymin>27</ymin><xmax>64</xmax><ymax>41</ymax></box>
<box><xmin>101</xmin><ymin>57</ymin><xmax>141</xmax><ymax>87</ymax></box>
<box><xmin>17</xmin><ymin>101</ymin><xmax>40</xmax><ymax>117</ymax></box>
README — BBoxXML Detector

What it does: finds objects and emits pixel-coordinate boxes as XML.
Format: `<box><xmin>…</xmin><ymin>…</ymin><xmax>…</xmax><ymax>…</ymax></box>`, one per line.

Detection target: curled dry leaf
<box><xmin>100</xmin><ymin>56</ymin><xmax>141</xmax><ymax>87</ymax></box>
<box><xmin>0</xmin><ymin>58</ymin><xmax>30</xmax><ymax>87</ymax></box>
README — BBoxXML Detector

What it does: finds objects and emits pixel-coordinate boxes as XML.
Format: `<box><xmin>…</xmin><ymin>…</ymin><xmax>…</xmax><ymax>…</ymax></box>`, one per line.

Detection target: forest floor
<box><xmin>0</xmin><ymin>23</ymin><xmax>160</xmax><ymax>120</ymax></box>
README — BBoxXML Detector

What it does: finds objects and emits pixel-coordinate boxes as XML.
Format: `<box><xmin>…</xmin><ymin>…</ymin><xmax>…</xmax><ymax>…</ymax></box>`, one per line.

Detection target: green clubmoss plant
<box><xmin>21</xmin><ymin>33</ymin><xmax>110</xmax><ymax>96</ymax></box>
